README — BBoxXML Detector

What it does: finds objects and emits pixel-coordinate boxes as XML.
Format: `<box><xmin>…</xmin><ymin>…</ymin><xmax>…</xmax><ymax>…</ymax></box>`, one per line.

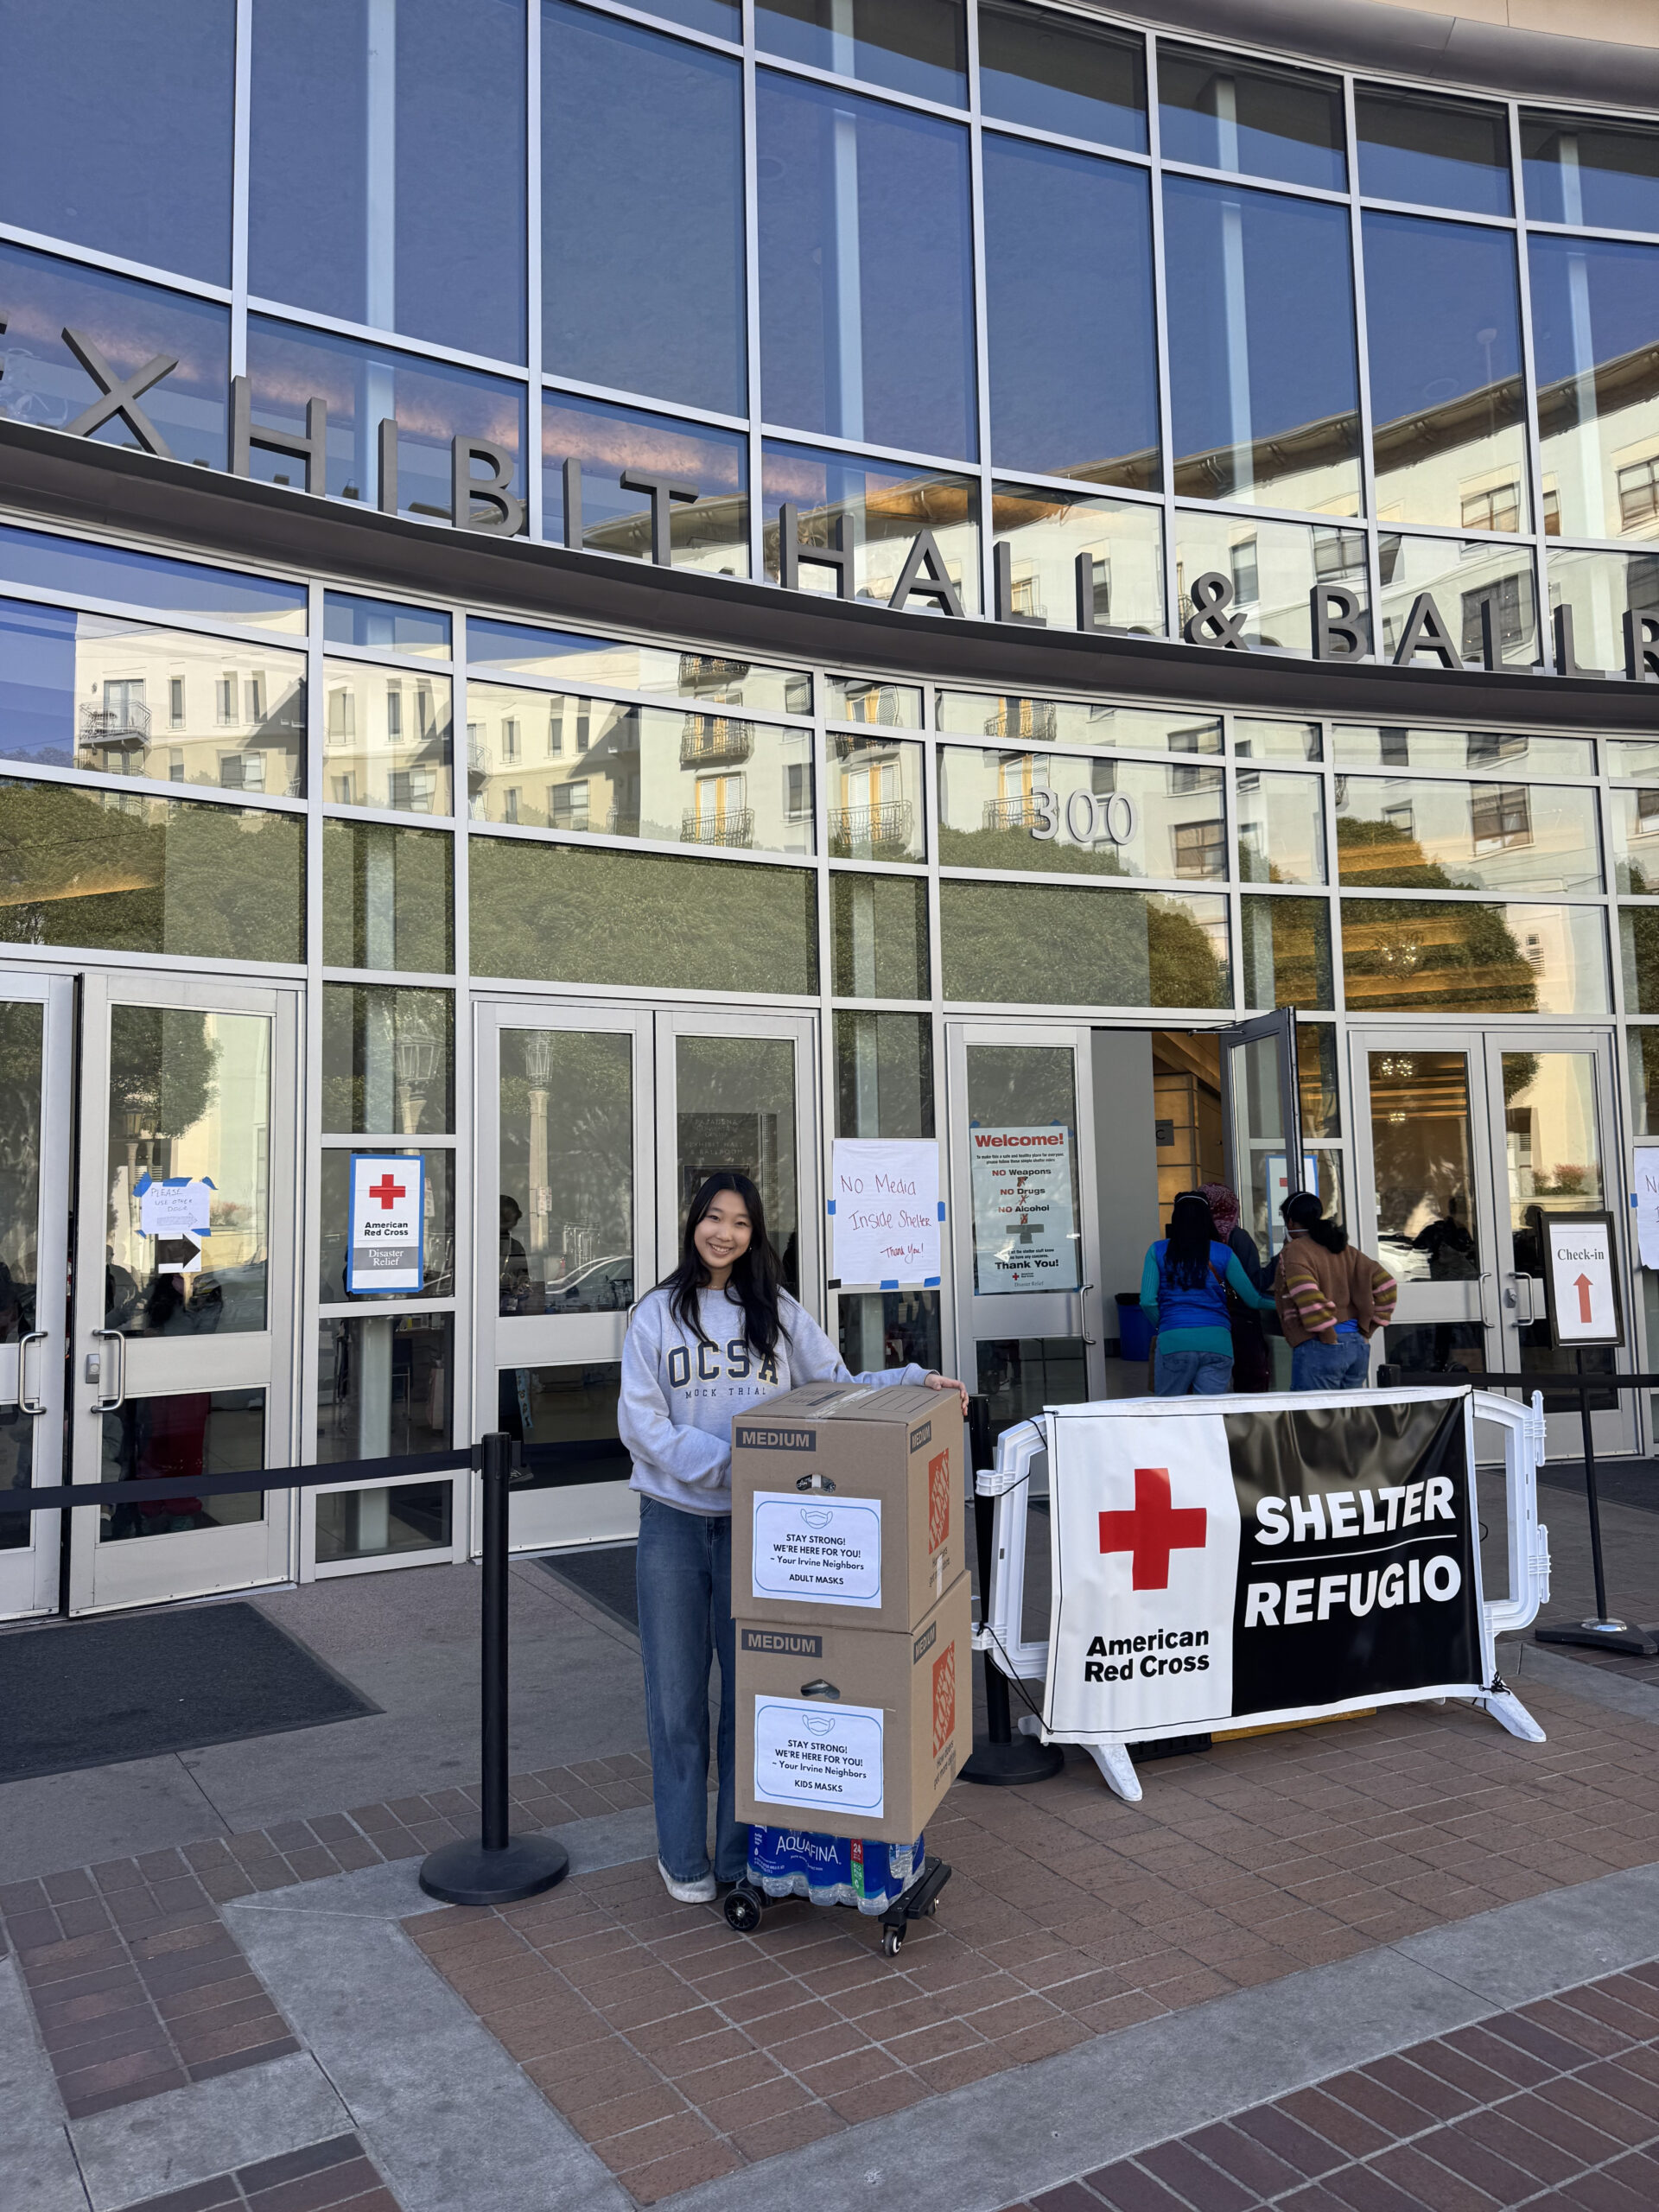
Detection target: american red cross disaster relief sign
<box><xmin>1041</xmin><ymin>1392</ymin><xmax>1487</xmax><ymax>1745</ymax></box>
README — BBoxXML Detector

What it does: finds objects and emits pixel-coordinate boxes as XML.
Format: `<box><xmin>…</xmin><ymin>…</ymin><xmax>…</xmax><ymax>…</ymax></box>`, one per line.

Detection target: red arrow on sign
<box><xmin>1574</xmin><ymin>1273</ymin><xmax>1593</xmax><ymax>1324</ymax></box>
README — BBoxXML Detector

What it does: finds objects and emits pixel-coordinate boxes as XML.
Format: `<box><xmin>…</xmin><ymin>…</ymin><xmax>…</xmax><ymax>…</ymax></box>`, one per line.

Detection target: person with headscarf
<box><xmin>1197</xmin><ymin>1183</ymin><xmax>1277</xmax><ymax>1390</ymax></box>
<box><xmin>1139</xmin><ymin>1192</ymin><xmax>1276</xmax><ymax>1396</ymax></box>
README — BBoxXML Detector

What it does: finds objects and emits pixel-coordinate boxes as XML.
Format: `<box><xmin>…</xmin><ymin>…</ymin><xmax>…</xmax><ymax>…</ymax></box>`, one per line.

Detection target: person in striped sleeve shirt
<box><xmin>1275</xmin><ymin>1192</ymin><xmax>1399</xmax><ymax>1392</ymax></box>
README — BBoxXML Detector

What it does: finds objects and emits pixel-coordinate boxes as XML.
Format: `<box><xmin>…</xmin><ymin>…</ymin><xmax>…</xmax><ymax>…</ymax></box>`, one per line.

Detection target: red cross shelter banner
<box><xmin>1041</xmin><ymin>1391</ymin><xmax>1486</xmax><ymax>1745</ymax></box>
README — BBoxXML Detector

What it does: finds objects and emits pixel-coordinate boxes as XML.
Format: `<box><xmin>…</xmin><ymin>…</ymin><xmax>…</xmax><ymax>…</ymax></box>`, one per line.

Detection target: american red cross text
<box><xmin>1099</xmin><ymin>1467</ymin><xmax>1208</xmax><ymax>1591</ymax></box>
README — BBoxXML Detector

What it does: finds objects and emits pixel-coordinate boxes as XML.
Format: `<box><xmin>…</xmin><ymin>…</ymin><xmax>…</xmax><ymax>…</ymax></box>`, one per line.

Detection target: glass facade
<box><xmin>4</xmin><ymin>5</ymin><xmax>1659</xmax><ymax>1597</ymax></box>
<box><xmin>4</xmin><ymin>3</ymin><xmax>1659</xmax><ymax>645</ymax></box>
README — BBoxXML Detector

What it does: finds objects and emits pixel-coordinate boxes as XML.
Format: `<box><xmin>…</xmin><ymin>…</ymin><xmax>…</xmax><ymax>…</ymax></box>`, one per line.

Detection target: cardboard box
<box><xmin>735</xmin><ymin>1571</ymin><xmax>972</xmax><ymax>1845</ymax></box>
<box><xmin>731</xmin><ymin>1382</ymin><xmax>963</xmax><ymax>1632</ymax></box>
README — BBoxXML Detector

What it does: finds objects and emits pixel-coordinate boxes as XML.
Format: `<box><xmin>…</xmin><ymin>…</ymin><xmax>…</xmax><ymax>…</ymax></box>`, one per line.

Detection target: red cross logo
<box><xmin>368</xmin><ymin>1173</ymin><xmax>406</xmax><ymax>1210</ymax></box>
<box><xmin>1099</xmin><ymin>1467</ymin><xmax>1207</xmax><ymax>1591</ymax></box>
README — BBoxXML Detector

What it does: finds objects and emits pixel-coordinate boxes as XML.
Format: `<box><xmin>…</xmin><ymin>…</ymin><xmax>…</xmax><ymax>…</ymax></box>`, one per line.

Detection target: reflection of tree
<box><xmin>937</xmin><ymin>825</ymin><xmax>1130</xmax><ymax>878</ymax></box>
<box><xmin>111</xmin><ymin>1007</ymin><xmax>219</xmax><ymax>1145</ymax></box>
<box><xmin>1336</xmin><ymin>812</ymin><xmax>1477</xmax><ymax>891</ymax></box>
<box><xmin>940</xmin><ymin>882</ymin><xmax>1229</xmax><ymax>1008</ymax></box>
<box><xmin>0</xmin><ymin>1004</ymin><xmax>43</xmax><ymax>1308</ymax></box>
<box><xmin>1243</xmin><ymin>899</ymin><xmax>1332</xmax><ymax>1007</ymax></box>
<box><xmin>0</xmin><ymin>782</ymin><xmax>302</xmax><ymax>963</ymax></box>
<box><xmin>472</xmin><ymin>841</ymin><xmax>816</xmax><ymax>994</ymax></box>
<box><xmin>1341</xmin><ymin>892</ymin><xmax>1540</xmax><ymax>1014</ymax></box>
<box><xmin>1625</xmin><ymin>902</ymin><xmax>1659</xmax><ymax>1013</ymax></box>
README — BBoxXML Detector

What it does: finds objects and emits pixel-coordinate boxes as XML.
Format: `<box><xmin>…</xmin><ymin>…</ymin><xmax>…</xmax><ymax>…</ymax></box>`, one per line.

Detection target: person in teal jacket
<box><xmin>1141</xmin><ymin>1191</ymin><xmax>1277</xmax><ymax>1395</ymax></box>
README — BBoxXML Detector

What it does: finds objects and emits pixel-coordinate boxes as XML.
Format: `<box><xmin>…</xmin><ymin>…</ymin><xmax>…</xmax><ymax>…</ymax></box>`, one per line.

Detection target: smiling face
<box><xmin>693</xmin><ymin>1187</ymin><xmax>753</xmax><ymax>1284</ymax></box>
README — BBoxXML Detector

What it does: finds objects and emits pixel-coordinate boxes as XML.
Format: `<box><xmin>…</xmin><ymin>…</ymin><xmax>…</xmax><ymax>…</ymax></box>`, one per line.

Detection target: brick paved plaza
<box><xmin>3</xmin><ymin>1471</ymin><xmax>1657</xmax><ymax>2212</ymax></box>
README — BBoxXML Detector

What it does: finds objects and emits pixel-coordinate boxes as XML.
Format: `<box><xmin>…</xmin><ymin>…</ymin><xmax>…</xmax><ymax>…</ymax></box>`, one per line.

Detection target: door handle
<box><xmin>17</xmin><ymin>1329</ymin><xmax>47</xmax><ymax>1416</ymax></box>
<box><xmin>91</xmin><ymin>1328</ymin><xmax>125</xmax><ymax>1413</ymax></box>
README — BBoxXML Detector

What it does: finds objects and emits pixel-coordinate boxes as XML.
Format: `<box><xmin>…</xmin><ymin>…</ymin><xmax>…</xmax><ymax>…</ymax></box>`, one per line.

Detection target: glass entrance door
<box><xmin>1482</xmin><ymin>1036</ymin><xmax>1630</xmax><ymax>1456</ymax></box>
<box><xmin>481</xmin><ymin>1002</ymin><xmax>819</xmax><ymax>1554</ymax></box>
<box><xmin>947</xmin><ymin>1023</ymin><xmax>1104</xmax><ymax>1439</ymax></box>
<box><xmin>68</xmin><ymin>975</ymin><xmax>298</xmax><ymax>1613</ymax></box>
<box><xmin>1351</xmin><ymin>1027</ymin><xmax>1630</xmax><ymax>1455</ymax></box>
<box><xmin>0</xmin><ymin>977</ymin><xmax>73</xmax><ymax>1623</ymax></box>
<box><xmin>482</xmin><ymin>1003</ymin><xmax>653</xmax><ymax>1551</ymax></box>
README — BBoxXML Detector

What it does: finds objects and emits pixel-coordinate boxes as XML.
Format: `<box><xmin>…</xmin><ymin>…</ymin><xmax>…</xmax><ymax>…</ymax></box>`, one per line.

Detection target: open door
<box><xmin>1219</xmin><ymin>1009</ymin><xmax>1309</xmax><ymax>1270</ymax></box>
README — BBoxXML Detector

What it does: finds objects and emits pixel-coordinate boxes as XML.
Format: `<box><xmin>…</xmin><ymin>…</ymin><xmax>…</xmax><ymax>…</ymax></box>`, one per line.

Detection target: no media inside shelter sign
<box><xmin>347</xmin><ymin>1155</ymin><xmax>426</xmax><ymax>1295</ymax></box>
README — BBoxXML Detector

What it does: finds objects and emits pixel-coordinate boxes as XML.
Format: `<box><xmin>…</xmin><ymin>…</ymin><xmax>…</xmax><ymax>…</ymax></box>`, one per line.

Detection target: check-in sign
<box><xmin>1537</xmin><ymin>1210</ymin><xmax>1624</xmax><ymax>1347</ymax></box>
<box><xmin>347</xmin><ymin>1154</ymin><xmax>425</xmax><ymax>1294</ymax></box>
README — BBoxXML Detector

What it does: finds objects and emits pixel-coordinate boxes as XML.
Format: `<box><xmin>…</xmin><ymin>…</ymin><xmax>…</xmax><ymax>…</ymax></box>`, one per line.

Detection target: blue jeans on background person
<box><xmin>1154</xmin><ymin>1348</ymin><xmax>1234</xmax><ymax>1395</ymax></box>
<box><xmin>1292</xmin><ymin>1336</ymin><xmax>1373</xmax><ymax>1391</ymax></box>
<box><xmin>634</xmin><ymin>1493</ymin><xmax>748</xmax><ymax>1885</ymax></box>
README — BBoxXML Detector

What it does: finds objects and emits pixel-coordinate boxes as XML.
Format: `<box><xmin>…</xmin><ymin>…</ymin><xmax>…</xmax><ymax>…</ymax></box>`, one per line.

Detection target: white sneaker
<box><xmin>658</xmin><ymin>1859</ymin><xmax>716</xmax><ymax>1904</ymax></box>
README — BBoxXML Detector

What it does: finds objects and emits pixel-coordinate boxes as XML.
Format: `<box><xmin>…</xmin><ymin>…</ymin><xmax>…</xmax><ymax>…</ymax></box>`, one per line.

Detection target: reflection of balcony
<box><xmin>679</xmin><ymin>717</ymin><xmax>753</xmax><ymax>767</ymax></box>
<box><xmin>982</xmin><ymin>795</ymin><xmax>1044</xmax><ymax>830</ymax></box>
<box><xmin>467</xmin><ymin>736</ymin><xmax>491</xmax><ymax>791</ymax></box>
<box><xmin>682</xmin><ymin>807</ymin><xmax>754</xmax><ymax>848</ymax></box>
<box><xmin>984</xmin><ymin>702</ymin><xmax>1056</xmax><ymax>743</ymax></box>
<box><xmin>79</xmin><ymin>702</ymin><xmax>151</xmax><ymax>757</ymax></box>
<box><xmin>678</xmin><ymin>653</ymin><xmax>749</xmax><ymax>700</ymax></box>
<box><xmin>830</xmin><ymin>800</ymin><xmax>914</xmax><ymax>854</ymax></box>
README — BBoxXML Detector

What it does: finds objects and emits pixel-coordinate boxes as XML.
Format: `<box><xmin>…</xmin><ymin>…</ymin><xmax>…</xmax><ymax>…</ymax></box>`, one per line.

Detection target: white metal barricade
<box><xmin>972</xmin><ymin>1387</ymin><xmax>1551</xmax><ymax>1804</ymax></box>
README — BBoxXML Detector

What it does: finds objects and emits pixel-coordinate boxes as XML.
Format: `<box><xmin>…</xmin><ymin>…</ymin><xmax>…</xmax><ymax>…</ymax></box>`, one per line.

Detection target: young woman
<box><xmin>618</xmin><ymin>1170</ymin><xmax>969</xmax><ymax>1904</ymax></box>
<box><xmin>1277</xmin><ymin>1192</ymin><xmax>1398</xmax><ymax>1391</ymax></box>
<box><xmin>1197</xmin><ymin>1181</ymin><xmax>1277</xmax><ymax>1391</ymax></box>
<box><xmin>1139</xmin><ymin>1191</ymin><xmax>1276</xmax><ymax>1396</ymax></box>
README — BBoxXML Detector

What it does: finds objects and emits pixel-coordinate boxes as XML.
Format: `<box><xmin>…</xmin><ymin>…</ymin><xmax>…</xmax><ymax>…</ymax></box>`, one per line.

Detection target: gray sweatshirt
<box><xmin>619</xmin><ymin>1284</ymin><xmax>928</xmax><ymax>1516</ymax></box>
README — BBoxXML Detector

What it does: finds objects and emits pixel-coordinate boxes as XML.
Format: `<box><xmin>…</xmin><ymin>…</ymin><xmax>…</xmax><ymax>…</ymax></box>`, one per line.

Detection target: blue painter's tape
<box><xmin>924</xmin><ymin>1275</ymin><xmax>940</xmax><ymax>1287</ymax></box>
<box><xmin>880</xmin><ymin>1279</ymin><xmax>899</xmax><ymax>1289</ymax></box>
<box><xmin>826</xmin><ymin>1199</ymin><xmax>836</xmax><ymax>1214</ymax></box>
<box><xmin>937</xmin><ymin>1201</ymin><xmax>946</xmax><ymax>1218</ymax></box>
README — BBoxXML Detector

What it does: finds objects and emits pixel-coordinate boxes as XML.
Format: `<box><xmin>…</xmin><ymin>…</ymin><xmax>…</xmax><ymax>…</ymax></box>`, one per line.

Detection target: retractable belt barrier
<box><xmin>974</xmin><ymin>1385</ymin><xmax>1551</xmax><ymax>1806</ymax></box>
<box><xmin>0</xmin><ymin>1435</ymin><xmax>603</xmax><ymax>1516</ymax></box>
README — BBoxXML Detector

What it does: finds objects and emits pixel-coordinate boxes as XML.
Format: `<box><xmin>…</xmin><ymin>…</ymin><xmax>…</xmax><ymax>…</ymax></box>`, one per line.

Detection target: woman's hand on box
<box><xmin>924</xmin><ymin>1371</ymin><xmax>970</xmax><ymax>1416</ymax></box>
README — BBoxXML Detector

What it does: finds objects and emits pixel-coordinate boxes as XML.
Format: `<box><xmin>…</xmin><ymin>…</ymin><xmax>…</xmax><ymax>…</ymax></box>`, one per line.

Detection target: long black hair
<box><xmin>663</xmin><ymin>1171</ymin><xmax>790</xmax><ymax>1357</ymax></box>
<box><xmin>1163</xmin><ymin>1192</ymin><xmax>1219</xmax><ymax>1289</ymax></box>
<box><xmin>1283</xmin><ymin>1191</ymin><xmax>1348</xmax><ymax>1253</ymax></box>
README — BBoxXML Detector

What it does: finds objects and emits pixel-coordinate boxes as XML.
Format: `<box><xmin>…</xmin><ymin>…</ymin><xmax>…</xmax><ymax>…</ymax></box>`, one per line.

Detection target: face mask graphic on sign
<box><xmin>750</xmin><ymin>1491</ymin><xmax>883</xmax><ymax>1607</ymax></box>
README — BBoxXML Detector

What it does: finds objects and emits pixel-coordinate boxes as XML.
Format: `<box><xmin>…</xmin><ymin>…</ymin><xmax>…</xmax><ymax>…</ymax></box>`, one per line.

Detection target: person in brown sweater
<box><xmin>1275</xmin><ymin>1192</ymin><xmax>1398</xmax><ymax>1391</ymax></box>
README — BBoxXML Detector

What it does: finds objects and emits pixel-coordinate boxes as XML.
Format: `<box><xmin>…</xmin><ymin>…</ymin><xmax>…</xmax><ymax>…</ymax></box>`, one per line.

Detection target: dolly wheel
<box><xmin>724</xmin><ymin>1887</ymin><xmax>762</xmax><ymax>1933</ymax></box>
<box><xmin>881</xmin><ymin>1923</ymin><xmax>905</xmax><ymax>1958</ymax></box>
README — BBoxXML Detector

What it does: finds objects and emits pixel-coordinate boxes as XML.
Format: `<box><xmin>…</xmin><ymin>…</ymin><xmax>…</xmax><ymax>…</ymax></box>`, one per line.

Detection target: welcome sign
<box><xmin>1042</xmin><ymin>1394</ymin><xmax>1485</xmax><ymax>1747</ymax></box>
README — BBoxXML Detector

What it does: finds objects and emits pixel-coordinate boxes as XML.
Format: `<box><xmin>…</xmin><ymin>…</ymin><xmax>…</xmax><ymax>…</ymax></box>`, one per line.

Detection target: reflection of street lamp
<box><xmin>523</xmin><ymin>1032</ymin><xmax>553</xmax><ymax>1262</ymax></box>
<box><xmin>395</xmin><ymin>1025</ymin><xmax>438</xmax><ymax>1137</ymax></box>
<box><xmin>1477</xmin><ymin>325</ymin><xmax>1498</xmax><ymax>436</ymax></box>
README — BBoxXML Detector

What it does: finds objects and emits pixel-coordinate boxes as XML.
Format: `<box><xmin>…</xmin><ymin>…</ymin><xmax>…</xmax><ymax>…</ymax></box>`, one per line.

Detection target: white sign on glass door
<box><xmin>830</xmin><ymin>1138</ymin><xmax>940</xmax><ymax>1287</ymax></box>
<box><xmin>347</xmin><ymin>1154</ymin><xmax>425</xmax><ymax>1295</ymax></box>
<box><xmin>1538</xmin><ymin>1211</ymin><xmax>1624</xmax><ymax>1346</ymax></box>
<box><xmin>969</xmin><ymin>1126</ymin><xmax>1079</xmax><ymax>1293</ymax></box>
<box><xmin>1263</xmin><ymin>1154</ymin><xmax>1319</xmax><ymax>1253</ymax></box>
<box><xmin>136</xmin><ymin>1172</ymin><xmax>213</xmax><ymax>1274</ymax></box>
<box><xmin>1634</xmin><ymin>1145</ymin><xmax>1659</xmax><ymax>1270</ymax></box>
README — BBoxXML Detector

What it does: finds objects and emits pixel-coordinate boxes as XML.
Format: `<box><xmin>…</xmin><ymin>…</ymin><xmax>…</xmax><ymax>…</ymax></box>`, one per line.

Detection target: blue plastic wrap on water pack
<box><xmin>747</xmin><ymin>1825</ymin><xmax>924</xmax><ymax>1914</ymax></box>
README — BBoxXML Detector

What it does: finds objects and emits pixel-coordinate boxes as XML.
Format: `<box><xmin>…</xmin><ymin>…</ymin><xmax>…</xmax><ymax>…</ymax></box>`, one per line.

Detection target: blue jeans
<box><xmin>634</xmin><ymin>1494</ymin><xmax>748</xmax><ymax>1884</ymax></box>
<box><xmin>1154</xmin><ymin>1348</ymin><xmax>1234</xmax><ymax>1395</ymax></box>
<box><xmin>1292</xmin><ymin>1336</ymin><xmax>1372</xmax><ymax>1392</ymax></box>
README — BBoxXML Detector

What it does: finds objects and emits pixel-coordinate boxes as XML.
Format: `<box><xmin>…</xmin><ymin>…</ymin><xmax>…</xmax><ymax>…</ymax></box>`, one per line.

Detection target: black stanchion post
<box><xmin>1535</xmin><ymin>1356</ymin><xmax>1659</xmax><ymax>1659</ymax></box>
<box><xmin>420</xmin><ymin>1433</ymin><xmax>572</xmax><ymax>1904</ymax></box>
<box><xmin>962</xmin><ymin>1396</ymin><xmax>1064</xmax><ymax>1787</ymax></box>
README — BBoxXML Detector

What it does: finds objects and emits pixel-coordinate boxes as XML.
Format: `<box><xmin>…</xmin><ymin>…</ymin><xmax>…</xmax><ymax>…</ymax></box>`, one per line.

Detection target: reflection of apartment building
<box><xmin>75</xmin><ymin>626</ymin><xmax>304</xmax><ymax>796</ymax></box>
<box><xmin>323</xmin><ymin>664</ymin><xmax>452</xmax><ymax>812</ymax></box>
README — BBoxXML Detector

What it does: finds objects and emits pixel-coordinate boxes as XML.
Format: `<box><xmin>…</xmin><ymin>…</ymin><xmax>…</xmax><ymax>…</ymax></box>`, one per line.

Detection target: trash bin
<box><xmin>1116</xmin><ymin>1292</ymin><xmax>1152</xmax><ymax>1362</ymax></box>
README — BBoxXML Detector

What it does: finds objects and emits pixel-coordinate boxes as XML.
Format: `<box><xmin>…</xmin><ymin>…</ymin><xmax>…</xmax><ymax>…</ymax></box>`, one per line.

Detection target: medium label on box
<box><xmin>753</xmin><ymin>1695</ymin><xmax>886</xmax><ymax>1816</ymax></box>
<box><xmin>751</xmin><ymin>1492</ymin><xmax>882</xmax><ymax>1607</ymax></box>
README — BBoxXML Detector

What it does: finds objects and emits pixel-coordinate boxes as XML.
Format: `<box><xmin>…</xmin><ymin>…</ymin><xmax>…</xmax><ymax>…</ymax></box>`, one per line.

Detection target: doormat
<box><xmin>538</xmin><ymin>1544</ymin><xmax>638</xmax><ymax>1632</ymax></box>
<box><xmin>0</xmin><ymin>1602</ymin><xmax>379</xmax><ymax>1783</ymax></box>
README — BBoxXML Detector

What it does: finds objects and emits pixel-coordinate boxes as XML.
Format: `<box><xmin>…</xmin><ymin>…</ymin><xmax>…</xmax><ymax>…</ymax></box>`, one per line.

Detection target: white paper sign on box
<box><xmin>751</xmin><ymin>1492</ymin><xmax>882</xmax><ymax>1607</ymax></box>
<box><xmin>753</xmin><ymin>1694</ymin><xmax>886</xmax><ymax>1817</ymax></box>
<box><xmin>830</xmin><ymin>1138</ymin><xmax>939</xmax><ymax>1286</ymax></box>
